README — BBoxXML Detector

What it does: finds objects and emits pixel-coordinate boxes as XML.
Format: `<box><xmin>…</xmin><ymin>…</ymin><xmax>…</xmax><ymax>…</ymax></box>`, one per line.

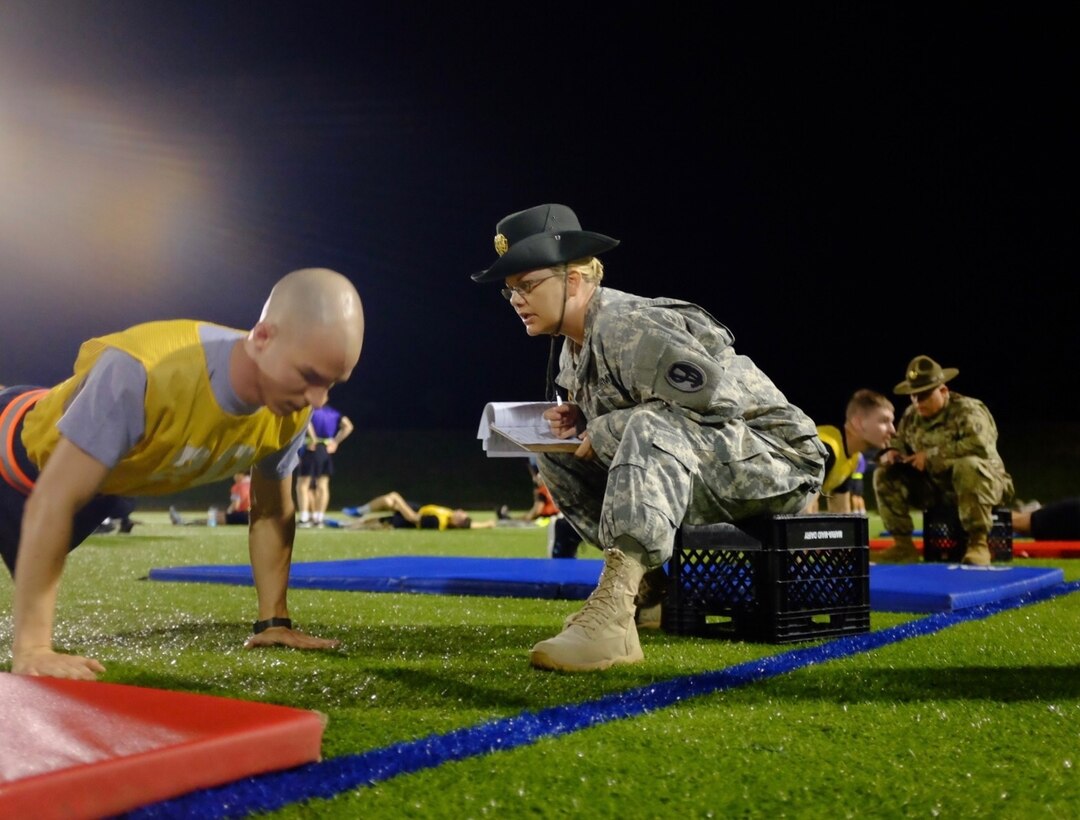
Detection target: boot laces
<box><xmin>570</xmin><ymin>551</ymin><xmax>629</xmax><ymax>632</ymax></box>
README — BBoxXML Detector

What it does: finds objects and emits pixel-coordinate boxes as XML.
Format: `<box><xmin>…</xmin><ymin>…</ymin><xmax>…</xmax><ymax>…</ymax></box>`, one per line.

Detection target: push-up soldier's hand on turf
<box><xmin>13</xmin><ymin>646</ymin><xmax>106</xmax><ymax>680</ymax></box>
<box><xmin>243</xmin><ymin>626</ymin><xmax>341</xmax><ymax>651</ymax></box>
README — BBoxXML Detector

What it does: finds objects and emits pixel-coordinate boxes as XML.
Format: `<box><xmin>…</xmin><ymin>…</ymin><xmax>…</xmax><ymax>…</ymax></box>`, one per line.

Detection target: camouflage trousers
<box><xmin>537</xmin><ymin>406</ymin><xmax>823</xmax><ymax>569</ymax></box>
<box><xmin>873</xmin><ymin>456</ymin><xmax>1014</xmax><ymax>539</ymax></box>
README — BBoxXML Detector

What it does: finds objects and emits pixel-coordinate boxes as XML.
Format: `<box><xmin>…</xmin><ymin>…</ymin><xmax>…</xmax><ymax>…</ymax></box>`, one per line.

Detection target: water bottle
<box><xmin>207</xmin><ymin>506</ymin><xmax>218</xmax><ymax>527</ymax></box>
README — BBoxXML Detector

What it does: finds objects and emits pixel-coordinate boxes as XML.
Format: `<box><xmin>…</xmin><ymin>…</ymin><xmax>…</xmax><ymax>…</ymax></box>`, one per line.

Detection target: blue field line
<box><xmin>127</xmin><ymin>579</ymin><xmax>1080</xmax><ymax>819</ymax></box>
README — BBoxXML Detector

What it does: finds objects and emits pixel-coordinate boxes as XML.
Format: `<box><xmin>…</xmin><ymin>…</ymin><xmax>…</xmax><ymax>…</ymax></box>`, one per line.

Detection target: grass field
<box><xmin>2</xmin><ymin>510</ymin><xmax>1079</xmax><ymax>818</ymax></box>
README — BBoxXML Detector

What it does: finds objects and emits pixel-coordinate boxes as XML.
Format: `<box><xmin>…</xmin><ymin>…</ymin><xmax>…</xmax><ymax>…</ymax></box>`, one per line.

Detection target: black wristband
<box><xmin>253</xmin><ymin>617</ymin><xmax>293</xmax><ymax>634</ymax></box>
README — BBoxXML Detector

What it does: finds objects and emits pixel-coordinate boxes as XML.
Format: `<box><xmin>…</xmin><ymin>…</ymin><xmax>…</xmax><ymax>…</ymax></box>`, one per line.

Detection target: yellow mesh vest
<box><xmin>417</xmin><ymin>504</ymin><xmax>453</xmax><ymax>530</ymax></box>
<box><xmin>816</xmin><ymin>424</ymin><xmax>861</xmax><ymax>496</ymax></box>
<box><xmin>22</xmin><ymin>320</ymin><xmax>310</xmax><ymax>496</ymax></box>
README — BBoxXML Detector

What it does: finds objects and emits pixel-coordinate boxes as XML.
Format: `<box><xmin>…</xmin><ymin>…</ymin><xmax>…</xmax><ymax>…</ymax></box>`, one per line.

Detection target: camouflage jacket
<box><xmin>555</xmin><ymin>287</ymin><xmax>821</xmax><ymax>465</ymax></box>
<box><xmin>889</xmin><ymin>392</ymin><xmax>1008</xmax><ymax>476</ymax></box>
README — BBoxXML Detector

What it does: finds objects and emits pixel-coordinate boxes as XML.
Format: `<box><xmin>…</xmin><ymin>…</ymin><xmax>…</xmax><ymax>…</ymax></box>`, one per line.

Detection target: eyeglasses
<box><xmin>500</xmin><ymin>272</ymin><xmax>564</xmax><ymax>301</ymax></box>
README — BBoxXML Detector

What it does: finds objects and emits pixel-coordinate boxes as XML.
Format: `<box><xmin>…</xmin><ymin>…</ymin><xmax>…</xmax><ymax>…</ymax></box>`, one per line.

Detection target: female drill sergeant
<box><xmin>471</xmin><ymin>204</ymin><xmax>826</xmax><ymax>672</ymax></box>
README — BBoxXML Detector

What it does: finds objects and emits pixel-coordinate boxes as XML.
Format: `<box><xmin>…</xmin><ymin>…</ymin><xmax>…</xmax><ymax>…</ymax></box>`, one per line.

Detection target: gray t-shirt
<box><xmin>56</xmin><ymin>324</ymin><xmax>303</xmax><ymax>479</ymax></box>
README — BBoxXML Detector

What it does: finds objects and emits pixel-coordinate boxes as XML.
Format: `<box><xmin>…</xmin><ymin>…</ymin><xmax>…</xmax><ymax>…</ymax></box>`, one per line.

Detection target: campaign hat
<box><xmin>893</xmin><ymin>355</ymin><xmax>959</xmax><ymax>395</ymax></box>
<box><xmin>471</xmin><ymin>203</ymin><xmax>619</xmax><ymax>283</ymax></box>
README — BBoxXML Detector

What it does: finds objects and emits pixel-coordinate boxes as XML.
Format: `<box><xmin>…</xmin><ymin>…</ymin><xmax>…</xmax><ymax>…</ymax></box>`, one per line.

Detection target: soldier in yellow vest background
<box><xmin>342</xmin><ymin>490</ymin><xmax>495</xmax><ymax>529</ymax></box>
<box><xmin>0</xmin><ymin>267</ymin><xmax>364</xmax><ymax>680</ymax></box>
<box><xmin>804</xmin><ymin>389</ymin><xmax>896</xmax><ymax>514</ymax></box>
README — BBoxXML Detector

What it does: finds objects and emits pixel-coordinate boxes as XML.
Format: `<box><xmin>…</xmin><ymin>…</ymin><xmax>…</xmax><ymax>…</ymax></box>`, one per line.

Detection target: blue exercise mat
<box><xmin>147</xmin><ymin>555</ymin><xmax>1066</xmax><ymax>613</ymax></box>
<box><xmin>149</xmin><ymin>556</ymin><xmax>606</xmax><ymax>600</ymax></box>
<box><xmin>869</xmin><ymin>563</ymin><xmax>1064</xmax><ymax>613</ymax></box>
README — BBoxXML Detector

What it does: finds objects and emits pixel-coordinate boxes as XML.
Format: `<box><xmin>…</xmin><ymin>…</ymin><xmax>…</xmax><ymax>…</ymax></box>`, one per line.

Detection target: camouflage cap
<box><xmin>893</xmin><ymin>355</ymin><xmax>959</xmax><ymax>395</ymax></box>
<box><xmin>471</xmin><ymin>204</ymin><xmax>619</xmax><ymax>283</ymax></box>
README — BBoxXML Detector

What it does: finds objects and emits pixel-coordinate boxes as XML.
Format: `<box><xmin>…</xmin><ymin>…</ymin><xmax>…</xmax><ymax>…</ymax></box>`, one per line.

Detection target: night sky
<box><xmin>1</xmin><ymin>4</ymin><xmax>1074</xmax><ymax>435</ymax></box>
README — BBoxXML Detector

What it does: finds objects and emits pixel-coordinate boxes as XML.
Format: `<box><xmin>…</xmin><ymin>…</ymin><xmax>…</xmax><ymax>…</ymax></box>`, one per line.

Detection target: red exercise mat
<box><xmin>869</xmin><ymin>538</ymin><xmax>1080</xmax><ymax>559</ymax></box>
<box><xmin>0</xmin><ymin>674</ymin><xmax>325</xmax><ymax>820</ymax></box>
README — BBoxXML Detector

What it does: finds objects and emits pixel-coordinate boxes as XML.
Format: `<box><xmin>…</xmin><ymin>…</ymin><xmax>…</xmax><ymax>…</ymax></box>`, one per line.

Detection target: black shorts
<box><xmin>390</xmin><ymin>501</ymin><xmax>422</xmax><ymax>529</ymax></box>
<box><xmin>297</xmin><ymin>444</ymin><xmax>334</xmax><ymax>479</ymax></box>
<box><xmin>225</xmin><ymin>510</ymin><xmax>250</xmax><ymax>526</ymax></box>
<box><xmin>1</xmin><ymin>385</ymin><xmax>137</xmax><ymax>575</ymax></box>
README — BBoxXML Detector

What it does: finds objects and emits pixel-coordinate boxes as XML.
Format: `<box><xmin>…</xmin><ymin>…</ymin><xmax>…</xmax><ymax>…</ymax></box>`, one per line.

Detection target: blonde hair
<box><xmin>566</xmin><ymin>257</ymin><xmax>604</xmax><ymax>285</ymax></box>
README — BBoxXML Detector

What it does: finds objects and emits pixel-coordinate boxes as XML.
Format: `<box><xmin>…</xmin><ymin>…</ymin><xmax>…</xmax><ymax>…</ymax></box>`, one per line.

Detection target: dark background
<box><xmin>1</xmin><ymin>3</ymin><xmax>1075</xmax><ymax>506</ymax></box>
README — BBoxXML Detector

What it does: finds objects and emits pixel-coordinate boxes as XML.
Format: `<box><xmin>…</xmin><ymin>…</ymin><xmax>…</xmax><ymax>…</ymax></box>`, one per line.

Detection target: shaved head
<box><xmin>240</xmin><ymin>268</ymin><xmax>365</xmax><ymax>414</ymax></box>
<box><xmin>259</xmin><ymin>268</ymin><xmax>365</xmax><ymax>362</ymax></box>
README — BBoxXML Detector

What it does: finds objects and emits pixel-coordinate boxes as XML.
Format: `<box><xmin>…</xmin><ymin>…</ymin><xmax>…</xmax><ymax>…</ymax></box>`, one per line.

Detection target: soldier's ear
<box><xmin>248</xmin><ymin>321</ymin><xmax>276</xmax><ymax>352</ymax></box>
<box><xmin>565</xmin><ymin>267</ymin><xmax>583</xmax><ymax>295</ymax></box>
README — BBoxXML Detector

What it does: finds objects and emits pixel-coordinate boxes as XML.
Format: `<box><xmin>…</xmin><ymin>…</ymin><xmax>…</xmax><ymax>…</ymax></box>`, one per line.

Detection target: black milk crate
<box><xmin>922</xmin><ymin>506</ymin><xmax>1013</xmax><ymax>563</ymax></box>
<box><xmin>660</xmin><ymin>513</ymin><xmax>870</xmax><ymax>644</ymax></box>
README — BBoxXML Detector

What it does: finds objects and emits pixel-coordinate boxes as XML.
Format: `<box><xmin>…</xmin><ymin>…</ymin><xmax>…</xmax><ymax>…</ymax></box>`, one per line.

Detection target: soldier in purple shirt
<box><xmin>296</xmin><ymin>404</ymin><xmax>353</xmax><ymax>526</ymax></box>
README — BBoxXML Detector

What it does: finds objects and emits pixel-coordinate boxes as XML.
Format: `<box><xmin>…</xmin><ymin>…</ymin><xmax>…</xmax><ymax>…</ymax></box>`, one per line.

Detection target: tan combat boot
<box><xmin>531</xmin><ymin>547</ymin><xmax>646</xmax><ymax>672</ymax></box>
<box><xmin>961</xmin><ymin>534</ymin><xmax>992</xmax><ymax>566</ymax></box>
<box><xmin>876</xmin><ymin>533</ymin><xmax>920</xmax><ymax>563</ymax></box>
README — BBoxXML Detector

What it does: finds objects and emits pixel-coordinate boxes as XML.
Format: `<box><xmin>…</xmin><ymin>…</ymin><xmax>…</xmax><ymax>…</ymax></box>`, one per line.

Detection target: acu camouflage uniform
<box><xmin>537</xmin><ymin>287</ymin><xmax>826</xmax><ymax>569</ymax></box>
<box><xmin>873</xmin><ymin>392</ymin><xmax>1013</xmax><ymax>540</ymax></box>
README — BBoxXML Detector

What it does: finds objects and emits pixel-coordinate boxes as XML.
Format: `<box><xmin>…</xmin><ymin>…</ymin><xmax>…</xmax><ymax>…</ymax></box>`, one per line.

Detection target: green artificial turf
<box><xmin>2</xmin><ymin>511</ymin><xmax>1078</xmax><ymax>818</ymax></box>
